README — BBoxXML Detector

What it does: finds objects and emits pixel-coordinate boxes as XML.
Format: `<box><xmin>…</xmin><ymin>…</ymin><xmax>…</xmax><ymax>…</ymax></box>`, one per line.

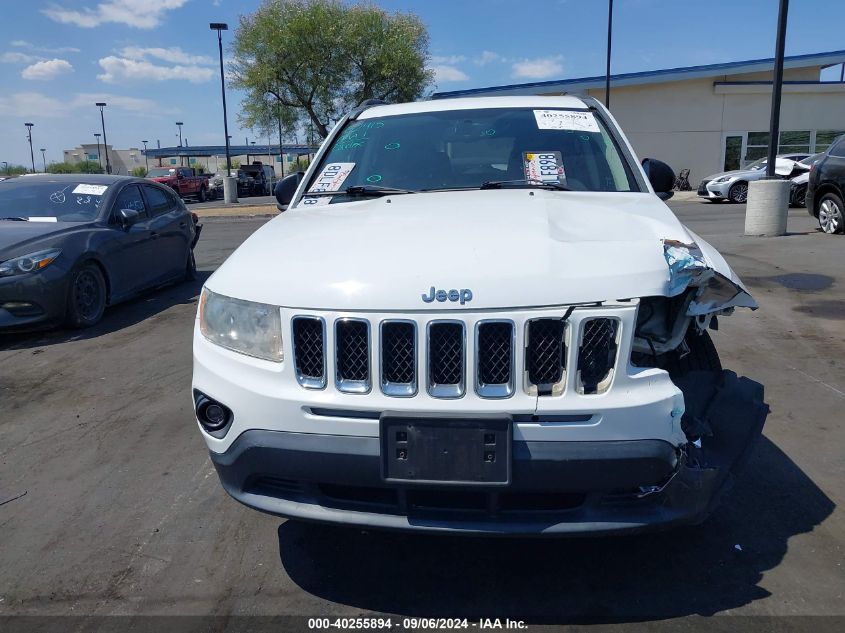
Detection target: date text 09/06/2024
<box><xmin>307</xmin><ymin>618</ymin><xmax>528</xmax><ymax>630</ymax></box>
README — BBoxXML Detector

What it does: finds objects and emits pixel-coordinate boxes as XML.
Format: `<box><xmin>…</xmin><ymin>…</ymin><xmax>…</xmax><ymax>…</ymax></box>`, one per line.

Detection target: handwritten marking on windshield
<box><xmin>50</xmin><ymin>186</ymin><xmax>70</xmax><ymax>204</ymax></box>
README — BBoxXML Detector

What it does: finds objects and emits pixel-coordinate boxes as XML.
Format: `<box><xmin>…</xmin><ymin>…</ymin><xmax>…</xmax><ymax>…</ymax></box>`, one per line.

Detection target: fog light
<box><xmin>205</xmin><ymin>403</ymin><xmax>226</xmax><ymax>426</ymax></box>
<box><xmin>193</xmin><ymin>390</ymin><xmax>232</xmax><ymax>433</ymax></box>
<box><xmin>1</xmin><ymin>301</ymin><xmax>43</xmax><ymax>317</ymax></box>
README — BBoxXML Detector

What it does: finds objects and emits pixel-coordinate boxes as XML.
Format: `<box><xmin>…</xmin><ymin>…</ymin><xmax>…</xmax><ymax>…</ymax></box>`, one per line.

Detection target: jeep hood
<box><xmin>206</xmin><ymin>190</ymin><xmax>755</xmax><ymax>313</ymax></box>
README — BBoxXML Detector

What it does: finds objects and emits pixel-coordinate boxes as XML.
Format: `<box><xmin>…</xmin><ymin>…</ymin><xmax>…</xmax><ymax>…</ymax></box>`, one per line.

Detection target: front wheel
<box><xmin>791</xmin><ymin>185</ymin><xmax>807</xmax><ymax>208</ymax></box>
<box><xmin>818</xmin><ymin>193</ymin><xmax>844</xmax><ymax>234</ymax></box>
<box><xmin>67</xmin><ymin>263</ymin><xmax>106</xmax><ymax>328</ymax></box>
<box><xmin>728</xmin><ymin>182</ymin><xmax>748</xmax><ymax>203</ymax></box>
<box><xmin>198</xmin><ymin>187</ymin><xmax>207</xmax><ymax>203</ymax></box>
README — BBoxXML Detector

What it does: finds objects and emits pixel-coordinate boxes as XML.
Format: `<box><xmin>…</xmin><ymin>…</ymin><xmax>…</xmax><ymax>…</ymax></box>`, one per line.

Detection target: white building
<box><xmin>63</xmin><ymin>144</ymin><xmax>146</xmax><ymax>175</ymax></box>
<box><xmin>432</xmin><ymin>50</ymin><xmax>845</xmax><ymax>184</ymax></box>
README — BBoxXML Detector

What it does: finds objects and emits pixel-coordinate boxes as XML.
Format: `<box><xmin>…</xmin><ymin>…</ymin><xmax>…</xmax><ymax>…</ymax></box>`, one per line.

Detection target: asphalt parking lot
<box><xmin>1</xmin><ymin>198</ymin><xmax>843</xmax><ymax>627</ymax></box>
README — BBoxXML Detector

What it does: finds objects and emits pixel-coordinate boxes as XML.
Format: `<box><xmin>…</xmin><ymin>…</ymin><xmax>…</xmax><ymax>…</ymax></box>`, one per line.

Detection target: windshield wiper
<box><xmin>304</xmin><ymin>185</ymin><xmax>417</xmax><ymax>198</ymax></box>
<box><xmin>0</xmin><ymin>216</ymin><xmax>29</xmax><ymax>221</ymax></box>
<box><xmin>480</xmin><ymin>179</ymin><xmax>571</xmax><ymax>191</ymax></box>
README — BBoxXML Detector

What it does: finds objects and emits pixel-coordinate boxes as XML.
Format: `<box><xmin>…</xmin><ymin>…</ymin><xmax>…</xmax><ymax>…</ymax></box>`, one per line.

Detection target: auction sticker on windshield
<box><xmin>534</xmin><ymin>110</ymin><xmax>600</xmax><ymax>133</ymax></box>
<box><xmin>72</xmin><ymin>184</ymin><xmax>109</xmax><ymax>196</ymax></box>
<box><xmin>301</xmin><ymin>196</ymin><xmax>333</xmax><ymax>207</ymax></box>
<box><xmin>524</xmin><ymin>151</ymin><xmax>565</xmax><ymax>184</ymax></box>
<box><xmin>308</xmin><ymin>163</ymin><xmax>355</xmax><ymax>193</ymax></box>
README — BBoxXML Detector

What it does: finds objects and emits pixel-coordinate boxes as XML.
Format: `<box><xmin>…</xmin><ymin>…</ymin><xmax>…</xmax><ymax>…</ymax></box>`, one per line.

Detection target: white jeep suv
<box><xmin>192</xmin><ymin>96</ymin><xmax>768</xmax><ymax>535</ymax></box>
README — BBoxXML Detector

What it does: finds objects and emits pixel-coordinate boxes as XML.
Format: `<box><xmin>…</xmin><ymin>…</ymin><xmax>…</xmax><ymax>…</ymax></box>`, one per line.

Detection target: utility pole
<box><xmin>766</xmin><ymin>0</ymin><xmax>789</xmax><ymax>179</ymax></box>
<box><xmin>40</xmin><ymin>148</ymin><xmax>47</xmax><ymax>172</ymax></box>
<box><xmin>142</xmin><ymin>140</ymin><xmax>149</xmax><ymax>171</ymax></box>
<box><xmin>95</xmin><ymin>103</ymin><xmax>111</xmax><ymax>174</ymax></box>
<box><xmin>25</xmin><ymin>123</ymin><xmax>35</xmax><ymax>173</ymax></box>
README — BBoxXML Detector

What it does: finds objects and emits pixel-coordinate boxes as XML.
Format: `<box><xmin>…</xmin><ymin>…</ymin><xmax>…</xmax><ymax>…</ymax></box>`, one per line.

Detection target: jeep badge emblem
<box><xmin>421</xmin><ymin>286</ymin><xmax>473</xmax><ymax>305</ymax></box>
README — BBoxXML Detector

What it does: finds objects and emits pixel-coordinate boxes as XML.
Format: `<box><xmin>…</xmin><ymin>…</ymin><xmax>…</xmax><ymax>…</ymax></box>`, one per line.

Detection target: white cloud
<box><xmin>511</xmin><ymin>55</ymin><xmax>563</xmax><ymax>79</ymax></box>
<box><xmin>11</xmin><ymin>40</ymin><xmax>80</xmax><ymax>54</ymax></box>
<box><xmin>433</xmin><ymin>65</ymin><xmax>469</xmax><ymax>83</ymax></box>
<box><xmin>119</xmin><ymin>46</ymin><xmax>214</xmax><ymax>66</ymax></box>
<box><xmin>1</xmin><ymin>52</ymin><xmax>40</xmax><ymax>64</ymax></box>
<box><xmin>0</xmin><ymin>91</ymin><xmax>169</xmax><ymax>118</ymax></box>
<box><xmin>42</xmin><ymin>0</ymin><xmax>188</xmax><ymax>29</ymax></box>
<box><xmin>22</xmin><ymin>59</ymin><xmax>74</xmax><ymax>80</ymax></box>
<box><xmin>475</xmin><ymin>51</ymin><xmax>501</xmax><ymax>66</ymax></box>
<box><xmin>97</xmin><ymin>55</ymin><xmax>215</xmax><ymax>83</ymax></box>
<box><xmin>431</xmin><ymin>54</ymin><xmax>466</xmax><ymax>65</ymax></box>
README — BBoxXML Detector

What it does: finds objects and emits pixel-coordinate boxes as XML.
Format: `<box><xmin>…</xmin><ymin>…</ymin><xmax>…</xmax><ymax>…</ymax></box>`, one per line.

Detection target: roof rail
<box><xmin>349</xmin><ymin>98</ymin><xmax>387</xmax><ymax>120</ymax></box>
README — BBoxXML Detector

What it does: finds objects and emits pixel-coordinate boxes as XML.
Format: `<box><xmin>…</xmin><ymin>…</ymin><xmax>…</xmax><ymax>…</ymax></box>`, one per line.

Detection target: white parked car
<box><xmin>697</xmin><ymin>153</ymin><xmax>810</xmax><ymax>203</ymax></box>
<box><xmin>193</xmin><ymin>96</ymin><xmax>767</xmax><ymax>536</ymax></box>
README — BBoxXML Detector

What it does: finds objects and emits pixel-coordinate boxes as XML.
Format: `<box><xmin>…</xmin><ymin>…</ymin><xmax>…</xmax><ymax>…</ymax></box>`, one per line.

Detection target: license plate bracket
<box><xmin>380</xmin><ymin>414</ymin><xmax>512</xmax><ymax>486</ymax></box>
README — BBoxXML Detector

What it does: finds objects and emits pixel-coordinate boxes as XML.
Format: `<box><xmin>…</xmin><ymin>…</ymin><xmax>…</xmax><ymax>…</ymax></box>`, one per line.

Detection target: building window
<box><xmin>814</xmin><ymin>130</ymin><xmax>845</xmax><ymax>153</ymax></box>
<box><xmin>778</xmin><ymin>130</ymin><xmax>810</xmax><ymax>156</ymax></box>
<box><xmin>745</xmin><ymin>132</ymin><xmax>770</xmax><ymax>162</ymax></box>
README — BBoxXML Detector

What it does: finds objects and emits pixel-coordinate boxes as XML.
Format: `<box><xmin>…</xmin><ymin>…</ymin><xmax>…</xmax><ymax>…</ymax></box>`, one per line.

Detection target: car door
<box><xmin>101</xmin><ymin>184</ymin><xmax>160</xmax><ymax>298</ymax></box>
<box><xmin>141</xmin><ymin>184</ymin><xmax>189</xmax><ymax>281</ymax></box>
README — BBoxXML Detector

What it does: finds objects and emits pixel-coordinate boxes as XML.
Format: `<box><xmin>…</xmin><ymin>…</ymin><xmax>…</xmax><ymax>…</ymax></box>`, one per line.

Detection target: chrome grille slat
<box><xmin>291</xmin><ymin>316</ymin><xmax>326</xmax><ymax>389</ymax></box>
<box><xmin>380</xmin><ymin>320</ymin><xmax>417</xmax><ymax>397</ymax></box>
<box><xmin>476</xmin><ymin>320</ymin><xmax>514</xmax><ymax>398</ymax></box>
<box><xmin>427</xmin><ymin>321</ymin><xmax>465</xmax><ymax>398</ymax></box>
<box><xmin>578</xmin><ymin>318</ymin><xmax>619</xmax><ymax>394</ymax></box>
<box><xmin>335</xmin><ymin>319</ymin><xmax>371</xmax><ymax>393</ymax></box>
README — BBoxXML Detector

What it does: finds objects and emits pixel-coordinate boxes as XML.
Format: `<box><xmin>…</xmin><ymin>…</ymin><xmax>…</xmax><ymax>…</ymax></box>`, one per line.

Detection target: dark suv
<box><xmin>807</xmin><ymin>135</ymin><xmax>845</xmax><ymax>234</ymax></box>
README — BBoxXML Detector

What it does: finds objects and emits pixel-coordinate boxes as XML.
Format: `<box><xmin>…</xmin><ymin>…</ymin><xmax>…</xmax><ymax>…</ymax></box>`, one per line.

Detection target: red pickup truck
<box><xmin>147</xmin><ymin>166</ymin><xmax>210</xmax><ymax>202</ymax></box>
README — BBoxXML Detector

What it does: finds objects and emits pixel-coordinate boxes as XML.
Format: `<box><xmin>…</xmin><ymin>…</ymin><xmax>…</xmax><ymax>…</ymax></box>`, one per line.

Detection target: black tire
<box><xmin>67</xmin><ymin>263</ymin><xmax>106</xmax><ymax>328</ymax></box>
<box><xmin>728</xmin><ymin>181</ymin><xmax>748</xmax><ymax>203</ymax></box>
<box><xmin>197</xmin><ymin>187</ymin><xmax>207</xmax><ymax>203</ymax></box>
<box><xmin>792</xmin><ymin>185</ymin><xmax>807</xmax><ymax>208</ymax></box>
<box><xmin>817</xmin><ymin>192</ymin><xmax>844</xmax><ymax>234</ymax></box>
<box><xmin>663</xmin><ymin>330</ymin><xmax>722</xmax><ymax>378</ymax></box>
<box><xmin>185</xmin><ymin>250</ymin><xmax>197</xmax><ymax>281</ymax></box>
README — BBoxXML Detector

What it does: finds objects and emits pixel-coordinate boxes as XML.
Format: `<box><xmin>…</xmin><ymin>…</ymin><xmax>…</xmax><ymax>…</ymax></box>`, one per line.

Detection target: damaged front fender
<box><xmin>663</xmin><ymin>235</ymin><xmax>757</xmax><ymax>317</ymax></box>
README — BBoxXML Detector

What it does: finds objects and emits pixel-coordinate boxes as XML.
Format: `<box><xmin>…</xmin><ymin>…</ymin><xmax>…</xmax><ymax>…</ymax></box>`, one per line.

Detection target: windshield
<box><xmin>301</xmin><ymin>107</ymin><xmax>640</xmax><ymax>204</ymax></box>
<box><xmin>747</xmin><ymin>158</ymin><xmax>767</xmax><ymax>170</ymax></box>
<box><xmin>0</xmin><ymin>179</ymin><xmax>110</xmax><ymax>222</ymax></box>
<box><xmin>147</xmin><ymin>168</ymin><xmax>176</xmax><ymax>178</ymax></box>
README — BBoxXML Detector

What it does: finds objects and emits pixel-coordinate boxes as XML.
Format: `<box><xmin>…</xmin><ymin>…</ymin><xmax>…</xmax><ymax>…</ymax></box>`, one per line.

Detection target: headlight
<box><xmin>198</xmin><ymin>288</ymin><xmax>283</xmax><ymax>362</ymax></box>
<box><xmin>0</xmin><ymin>248</ymin><xmax>61</xmax><ymax>277</ymax></box>
<box><xmin>714</xmin><ymin>176</ymin><xmax>732</xmax><ymax>183</ymax></box>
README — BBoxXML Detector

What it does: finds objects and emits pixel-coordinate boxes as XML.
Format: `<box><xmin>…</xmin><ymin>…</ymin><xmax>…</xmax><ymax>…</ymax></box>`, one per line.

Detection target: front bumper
<box><xmin>0</xmin><ymin>265</ymin><xmax>69</xmax><ymax>331</ymax></box>
<box><xmin>697</xmin><ymin>179</ymin><xmax>731</xmax><ymax>200</ymax></box>
<box><xmin>209</xmin><ymin>379</ymin><xmax>764</xmax><ymax>536</ymax></box>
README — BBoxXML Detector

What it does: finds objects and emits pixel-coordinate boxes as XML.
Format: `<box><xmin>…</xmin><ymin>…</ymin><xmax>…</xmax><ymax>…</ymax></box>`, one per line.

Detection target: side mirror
<box><xmin>642</xmin><ymin>158</ymin><xmax>676</xmax><ymax>200</ymax></box>
<box><xmin>116</xmin><ymin>208</ymin><xmax>140</xmax><ymax>228</ymax></box>
<box><xmin>274</xmin><ymin>171</ymin><xmax>305</xmax><ymax>211</ymax></box>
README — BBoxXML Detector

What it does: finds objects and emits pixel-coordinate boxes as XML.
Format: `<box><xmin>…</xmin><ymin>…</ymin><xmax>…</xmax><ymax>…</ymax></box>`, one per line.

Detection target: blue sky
<box><xmin>1</xmin><ymin>0</ymin><xmax>844</xmax><ymax>167</ymax></box>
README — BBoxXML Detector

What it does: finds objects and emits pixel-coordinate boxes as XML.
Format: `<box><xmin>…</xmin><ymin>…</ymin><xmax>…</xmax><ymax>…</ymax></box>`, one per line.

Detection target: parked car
<box><xmin>147</xmin><ymin>166</ymin><xmax>210</xmax><ymax>202</ymax></box>
<box><xmin>237</xmin><ymin>163</ymin><xmax>274</xmax><ymax>197</ymax></box>
<box><xmin>0</xmin><ymin>174</ymin><xmax>201</xmax><ymax>331</ymax></box>
<box><xmin>194</xmin><ymin>96</ymin><xmax>767</xmax><ymax>536</ymax></box>
<box><xmin>697</xmin><ymin>153</ymin><xmax>810</xmax><ymax>203</ymax></box>
<box><xmin>789</xmin><ymin>153</ymin><xmax>824</xmax><ymax>208</ymax></box>
<box><xmin>806</xmin><ymin>135</ymin><xmax>845</xmax><ymax>234</ymax></box>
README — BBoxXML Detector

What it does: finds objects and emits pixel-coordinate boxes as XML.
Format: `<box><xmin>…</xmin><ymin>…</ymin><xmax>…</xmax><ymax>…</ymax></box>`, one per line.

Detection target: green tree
<box><xmin>131</xmin><ymin>167</ymin><xmax>148</xmax><ymax>177</ymax></box>
<box><xmin>232</xmin><ymin>0</ymin><xmax>433</xmax><ymax>139</ymax></box>
<box><xmin>2</xmin><ymin>164</ymin><xmax>28</xmax><ymax>176</ymax></box>
<box><xmin>47</xmin><ymin>160</ymin><xmax>104</xmax><ymax>174</ymax></box>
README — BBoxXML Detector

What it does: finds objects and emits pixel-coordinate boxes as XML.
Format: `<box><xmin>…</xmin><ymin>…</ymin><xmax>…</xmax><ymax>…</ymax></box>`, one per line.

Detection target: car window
<box><xmin>113</xmin><ymin>185</ymin><xmax>148</xmax><ymax>220</ymax></box>
<box><xmin>829</xmin><ymin>137</ymin><xmax>845</xmax><ymax>158</ymax></box>
<box><xmin>303</xmin><ymin>107</ymin><xmax>640</xmax><ymax>203</ymax></box>
<box><xmin>142</xmin><ymin>184</ymin><xmax>175</xmax><ymax>216</ymax></box>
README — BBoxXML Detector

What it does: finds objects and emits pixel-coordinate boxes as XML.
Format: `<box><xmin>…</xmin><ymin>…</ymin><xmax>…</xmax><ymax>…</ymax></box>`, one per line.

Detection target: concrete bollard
<box><xmin>223</xmin><ymin>176</ymin><xmax>238</xmax><ymax>204</ymax></box>
<box><xmin>745</xmin><ymin>179</ymin><xmax>790</xmax><ymax>236</ymax></box>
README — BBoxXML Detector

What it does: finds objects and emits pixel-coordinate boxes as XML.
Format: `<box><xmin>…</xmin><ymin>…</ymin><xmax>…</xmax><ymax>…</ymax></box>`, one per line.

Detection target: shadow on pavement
<box><xmin>0</xmin><ymin>272</ymin><xmax>210</xmax><ymax>352</ymax></box>
<box><xmin>278</xmin><ymin>436</ymin><xmax>833</xmax><ymax>622</ymax></box>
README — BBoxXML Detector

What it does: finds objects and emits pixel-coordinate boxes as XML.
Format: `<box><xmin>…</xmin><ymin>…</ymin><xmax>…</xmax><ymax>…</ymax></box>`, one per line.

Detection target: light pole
<box><xmin>40</xmin><ymin>148</ymin><xmax>47</xmax><ymax>173</ymax></box>
<box><xmin>94</xmin><ymin>133</ymin><xmax>102</xmax><ymax>170</ymax></box>
<box><xmin>210</xmin><ymin>22</ymin><xmax>232</xmax><ymax>178</ymax></box>
<box><xmin>95</xmin><ymin>103</ymin><xmax>111</xmax><ymax>174</ymax></box>
<box><xmin>2</xmin><ymin>161</ymin><xmax>8</xmax><ymax>176</ymax></box>
<box><xmin>142</xmin><ymin>140</ymin><xmax>149</xmax><ymax>171</ymax></box>
<box><xmin>176</xmin><ymin>121</ymin><xmax>184</xmax><ymax>166</ymax></box>
<box><xmin>25</xmin><ymin>123</ymin><xmax>35</xmax><ymax>173</ymax></box>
